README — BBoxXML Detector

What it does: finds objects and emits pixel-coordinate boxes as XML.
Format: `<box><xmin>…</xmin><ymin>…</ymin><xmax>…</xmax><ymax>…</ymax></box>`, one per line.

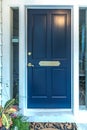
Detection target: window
<box><xmin>12</xmin><ymin>9</ymin><xmax>19</xmax><ymax>99</ymax></box>
<box><xmin>79</xmin><ymin>9</ymin><xmax>87</xmax><ymax>109</ymax></box>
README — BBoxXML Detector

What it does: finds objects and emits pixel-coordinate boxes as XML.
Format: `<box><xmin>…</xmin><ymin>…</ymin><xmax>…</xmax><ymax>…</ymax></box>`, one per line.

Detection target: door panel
<box><xmin>32</xmin><ymin>15</ymin><xmax>47</xmax><ymax>59</ymax></box>
<box><xmin>27</xmin><ymin>9</ymin><xmax>71</xmax><ymax>108</ymax></box>
<box><xmin>52</xmin><ymin>68</ymin><xmax>67</xmax><ymax>97</ymax></box>
<box><xmin>51</xmin><ymin>15</ymin><xmax>66</xmax><ymax>58</ymax></box>
<box><xmin>32</xmin><ymin>68</ymin><xmax>47</xmax><ymax>97</ymax></box>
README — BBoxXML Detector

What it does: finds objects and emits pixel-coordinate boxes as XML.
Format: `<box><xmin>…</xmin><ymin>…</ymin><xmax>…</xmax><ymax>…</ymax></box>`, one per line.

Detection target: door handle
<box><xmin>27</xmin><ymin>63</ymin><xmax>34</xmax><ymax>67</ymax></box>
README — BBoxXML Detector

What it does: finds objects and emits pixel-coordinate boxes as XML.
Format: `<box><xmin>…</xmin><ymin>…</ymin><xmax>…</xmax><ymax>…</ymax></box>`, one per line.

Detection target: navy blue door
<box><xmin>27</xmin><ymin>9</ymin><xmax>71</xmax><ymax>108</ymax></box>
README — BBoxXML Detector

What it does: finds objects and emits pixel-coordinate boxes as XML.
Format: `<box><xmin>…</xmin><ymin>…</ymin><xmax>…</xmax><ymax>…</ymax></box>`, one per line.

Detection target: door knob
<box><xmin>28</xmin><ymin>63</ymin><xmax>34</xmax><ymax>67</ymax></box>
<box><xmin>28</xmin><ymin>52</ymin><xmax>32</xmax><ymax>56</ymax></box>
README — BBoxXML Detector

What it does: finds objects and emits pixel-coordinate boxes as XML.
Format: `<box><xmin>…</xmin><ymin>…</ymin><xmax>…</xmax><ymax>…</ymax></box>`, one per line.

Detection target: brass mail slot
<box><xmin>39</xmin><ymin>61</ymin><xmax>61</xmax><ymax>66</ymax></box>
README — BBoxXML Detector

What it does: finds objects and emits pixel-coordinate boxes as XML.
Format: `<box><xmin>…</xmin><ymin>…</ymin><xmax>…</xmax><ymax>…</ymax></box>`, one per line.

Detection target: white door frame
<box><xmin>25</xmin><ymin>6</ymin><xmax>73</xmax><ymax>111</ymax></box>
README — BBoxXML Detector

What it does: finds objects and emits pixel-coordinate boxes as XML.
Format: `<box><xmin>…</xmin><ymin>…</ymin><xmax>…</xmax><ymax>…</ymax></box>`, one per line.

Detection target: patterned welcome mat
<box><xmin>30</xmin><ymin>122</ymin><xmax>77</xmax><ymax>130</ymax></box>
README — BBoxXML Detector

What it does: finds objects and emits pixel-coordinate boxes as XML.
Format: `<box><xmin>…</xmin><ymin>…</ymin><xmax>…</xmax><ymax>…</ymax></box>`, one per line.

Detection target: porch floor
<box><xmin>77</xmin><ymin>124</ymin><xmax>87</xmax><ymax>130</ymax></box>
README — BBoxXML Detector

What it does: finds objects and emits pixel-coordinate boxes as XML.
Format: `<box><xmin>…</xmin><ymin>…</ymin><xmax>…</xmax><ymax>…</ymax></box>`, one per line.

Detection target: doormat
<box><xmin>30</xmin><ymin>122</ymin><xmax>77</xmax><ymax>130</ymax></box>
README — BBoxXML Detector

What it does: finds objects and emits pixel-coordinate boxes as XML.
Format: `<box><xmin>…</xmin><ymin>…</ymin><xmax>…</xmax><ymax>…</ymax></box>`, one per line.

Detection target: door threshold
<box><xmin>24</xmin><ymin>108</ymin><xmax>72</xmax><ymax>116</ymax></box>
<box><xmin>24</xmin><ymin>108</ymin><xmax>74</xmax><ymax>122</ymax></box>
<box><xmin>26</xmin><ymin>108</ymin><xmax>72</xmax><ymax>112</ymax></box>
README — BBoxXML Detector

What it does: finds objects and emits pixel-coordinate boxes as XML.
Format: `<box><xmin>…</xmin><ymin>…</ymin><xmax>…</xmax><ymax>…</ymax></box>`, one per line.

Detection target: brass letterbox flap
<box><xmin>39</xmin><ymin>61</ymin><xmax>61</xmax><ymax>66</ymax></box>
